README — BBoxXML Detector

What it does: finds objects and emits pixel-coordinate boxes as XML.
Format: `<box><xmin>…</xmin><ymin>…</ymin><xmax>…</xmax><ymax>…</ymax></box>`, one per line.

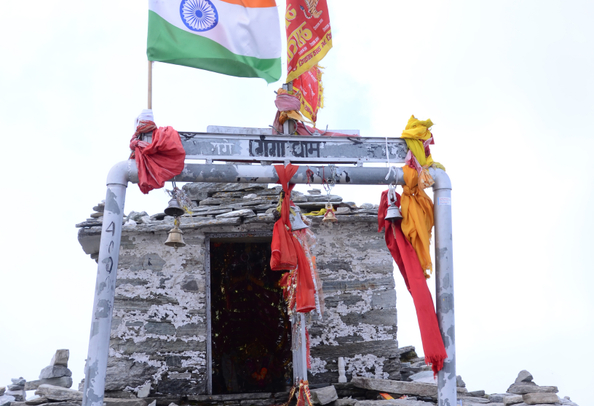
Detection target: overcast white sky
<box><xmin>1</xmin><ymin>1</ymin><xmax>593</xmax><ymax>405</ymax></box>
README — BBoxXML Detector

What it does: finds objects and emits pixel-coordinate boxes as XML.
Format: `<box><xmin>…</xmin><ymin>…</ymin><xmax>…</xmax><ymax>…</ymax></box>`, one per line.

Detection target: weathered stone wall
<box><xmin>77</xmin><ymin>184</ymin><xmax>399</xmax><ymax>396</ymax></box>
<box><xmin>104</xmin><ymin>217</ymin><xmax>277</xmax><ymax>395</ymax></box>
<box><xmin>108</xmin><ymin>229</ymin><xmax>208</xmax><ymax>395</ymax></box>
<box><xmin>308</xmin><ymin>221</ymin><xmax>399</xmax><ymax>384</ymax></box>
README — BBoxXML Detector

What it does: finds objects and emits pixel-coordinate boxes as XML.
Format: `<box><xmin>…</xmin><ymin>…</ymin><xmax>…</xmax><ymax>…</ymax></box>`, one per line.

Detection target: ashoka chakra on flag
<box><xmin>180</xmin><ymin>0</ymin><xmax>218</xmax><ymax>32</ymax></box>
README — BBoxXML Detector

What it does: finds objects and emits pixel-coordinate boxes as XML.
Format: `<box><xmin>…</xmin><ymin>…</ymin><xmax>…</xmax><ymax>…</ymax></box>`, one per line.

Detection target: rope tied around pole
<box><xmin>385</xmin><ymin>165</ymin><xmax>399</xmax><ymax>183</ymax></box>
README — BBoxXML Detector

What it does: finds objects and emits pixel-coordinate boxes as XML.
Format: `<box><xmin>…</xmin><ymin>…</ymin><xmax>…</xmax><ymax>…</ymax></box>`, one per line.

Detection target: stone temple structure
<box><xmin>76</xmin><ymin>182</ymin><xmax>401</xmax><ymax>399</ymax></box>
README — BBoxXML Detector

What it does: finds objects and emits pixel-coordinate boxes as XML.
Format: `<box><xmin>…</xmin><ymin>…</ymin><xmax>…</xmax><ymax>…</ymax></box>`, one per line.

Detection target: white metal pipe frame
<box><xmin>82</xmin><ymin>160</ymin><xmax>456</xmax><ymax>406</ymax></box>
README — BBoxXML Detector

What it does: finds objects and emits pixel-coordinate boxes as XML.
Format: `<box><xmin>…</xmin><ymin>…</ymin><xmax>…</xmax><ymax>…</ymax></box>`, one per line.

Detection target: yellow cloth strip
<box><xmin>303</xmin><ymin>208</ymin><xmax>327</xmax><ymax>216</ymax></box>
<box><xmin>401</xmin><ymin>165</ymin><xmax>434</xmax><ymax>278</ymax></box>
<box><xmin>401</xmin><ymin>115</ymin><xmax>435</xmax><ymax>167</ymax></box>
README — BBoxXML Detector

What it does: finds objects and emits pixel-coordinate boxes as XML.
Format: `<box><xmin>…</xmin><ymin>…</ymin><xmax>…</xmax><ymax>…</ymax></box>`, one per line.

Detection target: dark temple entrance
<box><xmin>210</xmin><ymin>239</ymin><xmax>292</xmax><ymax>394</ymax></box>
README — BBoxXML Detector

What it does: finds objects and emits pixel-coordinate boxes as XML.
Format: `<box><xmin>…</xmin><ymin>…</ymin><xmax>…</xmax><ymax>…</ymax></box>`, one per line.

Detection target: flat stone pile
<box><xmin>0</xmin><ymin>349</ymin><xmax>580</xmax><ymax>406</ymax></box>
<box><xmin>0</xmin><ymin>350</ymin><xmax>73</xmax><ymax>406</ymax></box>
<box><xmin>76</xmin><ymin>183</ymin><xmax>381</xmax><ymax>263</ymax></box>
<box><xmin>344</xmin><ymin>370</ymin><xmax>577</xmax><ymax>406</ymax></box>
<box><xmin>76</xmin><ymin>182</ymin><xmax>379</xmax><ymax>232</ymax></box>
<box><xmin>1</xmin><ymin>378</ymin><xmax>25</xmax><ymax>403</ymax></box>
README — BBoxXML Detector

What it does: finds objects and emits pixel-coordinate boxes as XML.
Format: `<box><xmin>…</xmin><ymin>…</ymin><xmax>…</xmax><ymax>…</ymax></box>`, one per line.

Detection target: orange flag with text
<box><xmin>285</xmin><ymin>0</ymin><xmax>332</xmax><ymax>125</ymax></box>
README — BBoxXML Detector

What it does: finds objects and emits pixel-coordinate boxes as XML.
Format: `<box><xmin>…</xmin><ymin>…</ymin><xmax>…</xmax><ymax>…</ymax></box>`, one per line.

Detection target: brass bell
<box><xmin>164</xmin><ymin>197</ymin><xmax>185</xmax><ymax>217</ymax></box>
<box><xmin>289</xmin><ymin>206</ymin><xmax>309</xmax><ymax>230</ymax></box>
<box><xmin>385</xmin><ymin>204</ymin><xmax>403</xmax><ymax>222</ymax></box>
<box><xmin>322</xmin><ymin>203</ymin><xmax>337</xmax><ymax>222</ymax></box>
<box><xmin>385</xmin><ymin>185</ymin><xmax>403</xmax><ymax>222</ymax></box>
<box><xmin>165</xmin><ymin>223</ymin><xmax>186</xmax><ymax>248</ymax></box>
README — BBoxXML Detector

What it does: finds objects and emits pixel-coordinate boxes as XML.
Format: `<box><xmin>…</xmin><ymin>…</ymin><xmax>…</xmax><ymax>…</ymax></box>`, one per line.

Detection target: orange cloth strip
<box><xmin>400</xmin><ymin>165</ymin><xmax>435</xmax><ymax>277</ymax></box>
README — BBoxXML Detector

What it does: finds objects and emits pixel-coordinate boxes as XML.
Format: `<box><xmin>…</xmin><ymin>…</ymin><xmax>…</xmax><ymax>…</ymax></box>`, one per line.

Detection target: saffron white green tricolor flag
<box><xmin>147</xmin><ymin>0</ymin><xmax>282</xmax><ymax>83</ymax></box>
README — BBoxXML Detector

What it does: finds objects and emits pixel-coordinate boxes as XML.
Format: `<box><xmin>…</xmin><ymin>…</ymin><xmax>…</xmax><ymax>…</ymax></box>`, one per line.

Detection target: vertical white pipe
<box><xmin>299</xmin><ymin>313</ymin><xmax>308</xmax><ymax>380</ymax></box>
<box><xmin>82</xmin><ymin>161</ymin><xmax>136</xmax><ymax>406</ymax></box>
<box><xmin>430</xmin><ymin>168</ymin><xmax>456</xmax><ymax>406</ymax></box>
<box><xmin>291</xmin><ymin>313</ymin><xmax>308</xmax><ymax>384</ymax></box>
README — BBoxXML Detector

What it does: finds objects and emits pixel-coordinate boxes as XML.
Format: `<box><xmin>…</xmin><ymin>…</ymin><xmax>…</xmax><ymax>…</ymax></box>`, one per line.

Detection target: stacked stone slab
<box><xmin>25</xmin><ymin>350</ymin><xmax>73</xmax><ymax>391</ymax></box>
<box><xmin>0</xmin><ymin>359</ymin><xmax>583</xmax><ymax>406</ymax></box>
<box><xmin>502</xmin><ymin>370</ymin><xmax>570</xmax><ymax>406</ymax></box>
<box><xmin>347</xmin><ymin>369</ymin><xmax>580</xmax><ymax>406</ymax></box>
<box><xmin>3</xmin><ymin>378</ymin><xmax>25</xmax><ymax>403</ymax></box>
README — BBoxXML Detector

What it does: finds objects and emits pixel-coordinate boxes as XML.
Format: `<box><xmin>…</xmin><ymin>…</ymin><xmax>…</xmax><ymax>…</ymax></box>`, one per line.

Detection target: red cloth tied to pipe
<box><xmin>378</xmin><ymin>190</ymin><xmax>446</xmax><ymax>375</ymax></box>
<box><xmin>271</xmin><ymin>164</ymin><xmax>316</xmax><ymax>313</ymax></box>
<box><xmin>130</xmin><ymin>123</ymin><xmax>185</xmax><ymax>194</ymax></box>
<box><xmin>270</xmin><ymin>164</ymin><xmax>299</xmax><ymax>271</ymax></box>
<box><xmin>294</xmin><ymin>233</ymin><xmax>316</xmax><ymax>313</ymax></box>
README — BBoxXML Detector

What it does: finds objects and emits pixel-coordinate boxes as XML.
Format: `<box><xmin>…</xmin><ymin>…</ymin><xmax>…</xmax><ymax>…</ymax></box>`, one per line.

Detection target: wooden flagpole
<box><xmin>148</xmin><ymin>61</ymin><xmax>153</xmax><ymax>109</ymax></box>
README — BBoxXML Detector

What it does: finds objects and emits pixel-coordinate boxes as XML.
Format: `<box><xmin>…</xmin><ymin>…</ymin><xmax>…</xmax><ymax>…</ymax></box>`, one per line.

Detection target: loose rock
<box><xmin>514</xmin><ymin>370</ymin><xmax>533</xmax><ymax>384</ymax></box>
<box><xmin>310</xmin><ymin>385</ymin><xmax>338</xmax><ymax>405</ymax></box>
<box><xmin>39</xmin><ymin>365</ymin><xmax>72</xmax><ymax>379</ymax></box>
<box><xmin>25</xmin><ymin>377</ymin><xmax>73</xmax><ymax>391</ymax></box>
<box><xmin>506</xmin><ymin>383</ymin><xmax>558</xmax><ymax>395</ymax></box>
<box><xmin>502</xmin><ymin>394</ymin><xmax>523</xmax><ymax>405</ymax></box>
<box><xmin>50</xmin><ymin>350</ymin><xmax>69</xmax><ymax>367</ymax></box>
<box><xmin>522</xmin><ymin>392</ymin><xmax>560</xmax><ymax>404</ymax></box>
<box><xmin>34</xmin><ymin>384</ymin><xmax>83</xmax><ymax>401</ymax></box>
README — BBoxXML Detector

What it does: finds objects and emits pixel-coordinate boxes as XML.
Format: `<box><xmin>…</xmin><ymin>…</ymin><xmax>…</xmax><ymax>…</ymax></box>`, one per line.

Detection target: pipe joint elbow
<box><xmin>429</xmin><ymin>167</ymin><xmax>452</xmax><ymax>191</ymax></box>
<box><xmin>106</xmin><ymin>160</ymin><xmax>138</xmax><ymax>187</ymax></box>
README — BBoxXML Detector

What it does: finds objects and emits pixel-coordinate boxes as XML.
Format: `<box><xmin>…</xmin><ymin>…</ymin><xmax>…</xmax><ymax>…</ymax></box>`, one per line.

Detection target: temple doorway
<box><xmin>209</xmin><ymin>239</ymin><xmax>292</xmax><ymax>394</ymax></box>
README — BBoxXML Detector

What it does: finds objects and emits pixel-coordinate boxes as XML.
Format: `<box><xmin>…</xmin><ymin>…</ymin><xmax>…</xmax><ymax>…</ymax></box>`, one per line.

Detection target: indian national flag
<box><xmin>147</xmin><ymin>0</ymin><xmax>282</xmax><ymax>83</ymax></box>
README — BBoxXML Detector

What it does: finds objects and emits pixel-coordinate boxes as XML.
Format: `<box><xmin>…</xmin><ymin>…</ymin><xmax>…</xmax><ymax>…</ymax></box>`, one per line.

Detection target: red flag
<box><xmin>285</xmin><ymin>0</ymin><xmax>333</xmax><ymax>83</ymax></box>
<box><xmin>292</xmin><ymin>65</ymin><xmax>323</xmax><ymax>125</ymax></box>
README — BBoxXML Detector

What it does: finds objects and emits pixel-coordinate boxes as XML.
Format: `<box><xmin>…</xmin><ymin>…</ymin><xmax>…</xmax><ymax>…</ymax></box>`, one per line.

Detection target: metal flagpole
<box><xmin>148</xmin><ymin>61</ymin><xmax>153</xmax><ymax>109</ymax></box>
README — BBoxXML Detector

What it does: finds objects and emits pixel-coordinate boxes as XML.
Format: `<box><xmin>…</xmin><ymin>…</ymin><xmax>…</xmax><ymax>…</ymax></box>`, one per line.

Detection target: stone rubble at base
<box><xmin>0</xmin><ymin>349</ymin><xmax>579</xmax><ymax>406</ymax></box>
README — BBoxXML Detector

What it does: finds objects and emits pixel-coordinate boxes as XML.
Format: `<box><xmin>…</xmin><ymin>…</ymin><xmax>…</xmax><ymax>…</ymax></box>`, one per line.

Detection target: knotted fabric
<box><xmin>272</xmin><ymin>89</ymin><xmax>357</xmax><ymax>137</ymax></box>
<box><xmin>401</xmin><ymin>165</ymin><xmax>434</xmax><ymax>277</ymax></box>
<box><xmin>273</xmin><ymin>89</ymin><xmax>308</xmax><ymax>127</ymax></box>
<box><xmin>271</xmin><ymin>164</ymin><xmax>299</xmax><ymax>271</ymax></box>
<box><xmin>400</xmin><ymin>115</ymin><xmax>446</xmax><ymax>189</ymax></box>
<box><xmin>400</xmin><ymin>115</ymin><xmax>435</xmax><ymax>167</ymax></box>
<box><xmin>379</xmin><ymin>190</ymin><xmax>446</xmax><ymax>375</ymax></box>
<box><xmin>270</xmin><ymin>164</ymin><xmax>316</xmax><ymax>313</ymax></box>
<box><xmin>129</xmin><ymin>122</ymin><xmax>185</xmax><ymax>194</ymax></box>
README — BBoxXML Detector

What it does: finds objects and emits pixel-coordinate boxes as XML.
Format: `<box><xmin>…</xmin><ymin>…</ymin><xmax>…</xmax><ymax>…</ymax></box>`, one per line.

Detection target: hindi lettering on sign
<box><xmin>290</xmin><ymin>141</ymin><xmax>304</xmax><ymax>157</ymax></box>
<box><xmin>290</xmin><ymin>141</ymin><xmax>321</xmax><ymax>158</ymax></box>
<box><xmin>307</xmin><ymin>141</ymin><xmax>321</xmax><ymax>157</ymax></box>
<box><xmin>250</xmin><ymin>140</ymin><xmax>286</xmax><ymax>158</ymax></box>
<box><xmin>211</xmin><ymin>142</ymin><xmax>234</xmax><ymax>155</ymax></box>
<box><xmin>249</xmin><ymin>140</ymin><xmax>323</xmax><ymax>159</ymax></box>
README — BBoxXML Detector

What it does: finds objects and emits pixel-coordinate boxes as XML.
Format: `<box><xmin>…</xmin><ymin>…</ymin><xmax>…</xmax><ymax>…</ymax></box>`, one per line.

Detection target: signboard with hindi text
<box><xmin>178</xmin><ymin>126</ymin><xmax>407</xmax><ymax>165</ymax></box>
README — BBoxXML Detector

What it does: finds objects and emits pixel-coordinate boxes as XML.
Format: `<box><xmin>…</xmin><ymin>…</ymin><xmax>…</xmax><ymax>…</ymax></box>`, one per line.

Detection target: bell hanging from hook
<box><xmin>289</xmin><ymin>205</ymin><xmax>309</xmax><ymax>230</ymax></box>
<box><xmin>384</xmin><ymin>184</ymin><xmax>403</xmax><ymax>222</ymax></box>
<box><xmin>323</xmin><ymin>203</ymin><xmax>337</xmax><ymax>223</ymax></box>
<box><xmin>165</xmin><ymin>221</ymin><xmax>186</xmax><ymax>248</ymax></box>
<box><xmin>164</xmin><ymin>197</ymin><xmax>185</xmax><ymax>217</ymax></box>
